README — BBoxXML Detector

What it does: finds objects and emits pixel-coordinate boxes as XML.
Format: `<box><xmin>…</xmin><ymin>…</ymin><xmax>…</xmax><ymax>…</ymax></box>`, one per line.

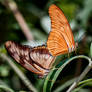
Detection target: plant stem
<box><xmin>78</xmin><ymin>78</ymin><xmax>92</xmax><ymax>85</ymax></box>
<box><xmin>0</xmin><ymin>85</ymin><xmax>14</xmax><ymax>92</ymax></box>
<box><xmin>0</xmin><ymin>53</ymin><xmax>37</xmax><ymax>92</ymax></box>
<box><xmin>1</xmin><ymin>0</ymin><xmax>33</xmax><ymax>41</ymax></box>
<box><xmin>67</xmin><ymin>57</ymin><xmax>92</xmax><ymax>92</ymax></box>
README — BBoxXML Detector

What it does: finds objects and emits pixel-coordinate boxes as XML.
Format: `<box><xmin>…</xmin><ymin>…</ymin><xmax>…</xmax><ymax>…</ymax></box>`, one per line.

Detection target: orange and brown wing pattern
<box><xmin>30</xmin><ymin>46</ymin><xmax>56</xmax><ymax>70</ymax></box>
<box><xmin>47</xmin><ymin>4</ymin><xmax>75</xmax><ymax>56</ymax></box>
<box><xmin>5</xmin><ymin>41</ymin><xmax>55</xmax><ymax>77</ymax></box>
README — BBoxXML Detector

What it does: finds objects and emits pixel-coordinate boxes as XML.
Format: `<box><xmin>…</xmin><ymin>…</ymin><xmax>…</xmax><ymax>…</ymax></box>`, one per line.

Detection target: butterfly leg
<box><xmin>68</xmin><ymin>52</ymin><xmax>70</xmax><ymax>58</ymax></box>
<box><xmin>74</xmin><ymin>49</ymin><xmax>77</xmax><ymax>55</ymax></box>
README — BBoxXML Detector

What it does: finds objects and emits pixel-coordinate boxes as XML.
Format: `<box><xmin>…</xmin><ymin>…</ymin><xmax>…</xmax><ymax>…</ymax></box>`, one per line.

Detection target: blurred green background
<box><xmin>0</xmin><ymin>0</ymin><xmax>92</xmax><ymax>92</ymax></box>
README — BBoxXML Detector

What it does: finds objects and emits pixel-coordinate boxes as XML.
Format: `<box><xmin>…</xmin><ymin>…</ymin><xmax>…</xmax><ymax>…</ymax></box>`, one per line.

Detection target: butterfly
<box><xmin>5</xmin><ymin>41</ymin><xmax>56</xmax><ymax>78</ymax></box>
<box><xmin>47</xmin><ymin>4</ymin><xmax>77</xmax><ymax>56</ymax></box>
<box><xmin>5</xmin><ymin>4</ymin><xmax>77</xmax><ymax>78</ymax></box>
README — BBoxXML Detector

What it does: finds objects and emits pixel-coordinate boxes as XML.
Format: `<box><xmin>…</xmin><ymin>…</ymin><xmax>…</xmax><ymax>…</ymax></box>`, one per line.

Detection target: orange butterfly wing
<box><xmin>5</xmin><ymin>41</ymin><xmax>55</xmax><ymax>77</ymax></box>
<box><xmin>47</xmin><ymin>4</ymin><xmax>75</xmax><ymax>56</ymax></box>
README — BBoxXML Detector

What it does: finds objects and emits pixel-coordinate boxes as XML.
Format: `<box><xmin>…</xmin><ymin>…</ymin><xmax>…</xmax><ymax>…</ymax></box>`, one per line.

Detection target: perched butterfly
<box><xmin>47</xmin><ymin>4</ymin><xmax>77</xmax><ymax>56</ymax></box>
<box><xmin>5</xmin><ymin>4</ymin><xmax>77</xmax><ymax>78</ymax></box>
<box><xmin>5</xmin><ymin>41</ymin><xmax>56</xmax><ymax>78</ymax></box>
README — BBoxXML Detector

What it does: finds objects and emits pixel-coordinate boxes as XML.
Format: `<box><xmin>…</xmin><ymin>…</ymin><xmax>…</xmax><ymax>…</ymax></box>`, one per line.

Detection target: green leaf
<box><xmin>73</xmin><ymin>81</ymin><xmax>92</xmax><ymax>92</ymax></box>
<box><xmin>53</xmin><ymin>77</ymin><xmax>77</xmax><ymax>92</ymax></box>
<box><xmin>0</xmin><ymin>85</ymin><xmax>14</xmax><ymax>92</ymax></box>
<box><xmin>43</xmin><ymin>55</ymin><xmax>91</xmax><ymax>92</ymax></box>
<box><xmin>78</xmin><ymin>78</ymin><xmax>92</xmax><ymax>86</ymax></box>
<box><xmin>43</xmin><ymin>59</ymin><xmax>66</xmax><ymax>92</ymax></box>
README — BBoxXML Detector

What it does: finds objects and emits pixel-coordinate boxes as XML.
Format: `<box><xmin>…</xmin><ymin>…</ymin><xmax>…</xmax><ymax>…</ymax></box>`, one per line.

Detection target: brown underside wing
<box><xmin>5</xmin><ymin>41</ymin><xmax>56</xmax><ymax>78</ymax></box>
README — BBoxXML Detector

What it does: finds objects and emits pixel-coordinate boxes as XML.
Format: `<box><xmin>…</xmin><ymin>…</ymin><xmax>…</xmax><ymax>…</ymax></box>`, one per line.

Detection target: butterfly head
<box><xmin>69</xmin><ymin>42</ymin><xmax>78</xmax><ymax>53</ymax></box>
<box><xmin>71</xmin><ymin>42</ymin><xmax>78</xmax><ymax>52</ymax></box>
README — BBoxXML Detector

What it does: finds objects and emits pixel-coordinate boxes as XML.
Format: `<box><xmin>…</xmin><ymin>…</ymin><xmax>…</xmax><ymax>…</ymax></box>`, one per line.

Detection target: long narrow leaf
<box><xmin>43</xmin><ymin>55</ymin><xmax>90</xmax><ymax>92</ymax></box>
